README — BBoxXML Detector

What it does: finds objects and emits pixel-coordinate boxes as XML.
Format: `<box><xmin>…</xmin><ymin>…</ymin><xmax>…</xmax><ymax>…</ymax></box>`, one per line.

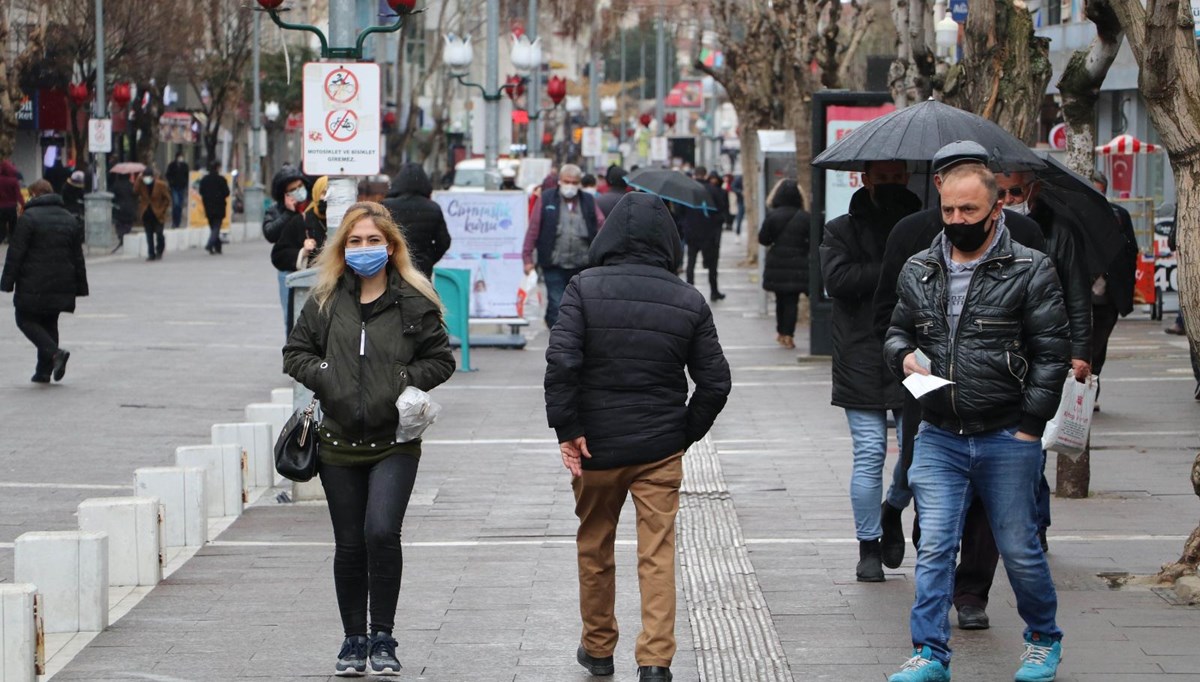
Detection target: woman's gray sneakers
<box><xmin>369</xmin><ymin>631</ymin><xmax>402</xmax><ymax>675</ymax></box>
<box><xmin>334</xmin><ymin>635</ymin><xmax>369</xmax><ymax>677</ymax></box>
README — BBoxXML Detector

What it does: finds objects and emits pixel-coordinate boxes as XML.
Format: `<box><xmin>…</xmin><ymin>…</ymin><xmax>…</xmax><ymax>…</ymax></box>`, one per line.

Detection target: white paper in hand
<box><xmin>395</xmin><ymin>386</ymin><xmax>442</xmax><ymax>443</ymax></box>
<box><xmin>902</xmin><ymin>373</ymin><xmax>954</xmax><ymax>399</ymax></box>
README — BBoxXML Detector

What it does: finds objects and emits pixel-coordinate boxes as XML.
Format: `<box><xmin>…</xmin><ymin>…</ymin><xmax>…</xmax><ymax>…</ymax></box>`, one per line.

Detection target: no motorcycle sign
<box><xmin>302</xmin><ymin>62</ymin><xmax>381</xmax><ymax>176</ymax></box>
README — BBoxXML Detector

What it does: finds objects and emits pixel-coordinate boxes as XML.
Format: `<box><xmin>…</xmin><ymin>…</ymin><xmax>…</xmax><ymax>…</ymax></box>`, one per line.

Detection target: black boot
<box><xmin>576</xmin><ymin>645</ymin><xmax>614</xmax><ymax>676</ymax></box>
<box><xmin>880</xmin><ymin>501</ymin><xmax>906</xmax><ymax>569</ymax></box>
<box><xmin>638</xmin><ymin>666</ymin><xmax>672</xmax><ymax>681</ymax></box>
<box><xmin>856</xmin><ymin>539</ymin><xmax>885</xmax><ymax>582</ymax></box>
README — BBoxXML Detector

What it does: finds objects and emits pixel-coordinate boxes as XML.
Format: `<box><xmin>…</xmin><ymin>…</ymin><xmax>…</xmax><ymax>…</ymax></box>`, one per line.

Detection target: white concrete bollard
<box><xmin>175</xmin><ymin>445</ymin><xmax>244</xmax><ymax>518</ymax></box>
<box><xmin>245</xmin><ymin>403</ymin><xmax>292</xmax><ymax>444</ymax></box>
<box><xmin>13</xmin><ymin>532</ymin><xmax>108</xmax><ymax>634</ymax></box>
<box><xmin>0</xmin><ymin>583</ymin><xmax>41</xmax><ymax>682</ymax></box>
<box><xmin>77</xmin><ymin>497</ymin><xmax>162</xmax><ymax>587</ymax></box>
<box><xmin>212</xmin><ymin>423</ymin><xmax>273</xmax><ymax>489</ymax></box>
<box><xmin>134</xmin><ymin>467</ymin><xmax>207</xmax><ymax>547</ymax></box>
<box><xmin>271</xmin><ymin>388</ymin><xmax>293</xmax><ymax>405</ymax></box>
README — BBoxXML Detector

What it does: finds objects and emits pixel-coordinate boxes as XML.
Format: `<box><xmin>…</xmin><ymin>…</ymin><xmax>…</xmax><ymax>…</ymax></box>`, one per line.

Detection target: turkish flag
<box><xmin>1109</xmin><ymin>153</ymin><xmax>1134</xmax><ymax>197</ymax></box>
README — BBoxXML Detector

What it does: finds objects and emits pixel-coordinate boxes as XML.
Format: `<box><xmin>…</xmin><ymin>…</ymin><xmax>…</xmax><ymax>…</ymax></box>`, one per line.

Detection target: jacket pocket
<box><xmin>1006</xmin><ymin>351</ymin><xmax>1029</xmax><ymax>387</ymax></box>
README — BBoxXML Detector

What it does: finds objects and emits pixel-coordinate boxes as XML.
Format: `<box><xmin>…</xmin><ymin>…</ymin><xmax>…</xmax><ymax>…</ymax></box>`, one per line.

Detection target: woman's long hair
<box><xmin>311</xmin><ymin>201</ymin><xmax>442</xmax><ymax>313</ymax></box>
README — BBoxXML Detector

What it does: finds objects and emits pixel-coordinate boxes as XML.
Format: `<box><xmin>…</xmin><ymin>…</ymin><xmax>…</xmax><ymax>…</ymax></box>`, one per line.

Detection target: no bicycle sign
<box><xmin>302</xmin><ymin>62</ymin><xmax>381</xmax><ymax>176</ymax></box>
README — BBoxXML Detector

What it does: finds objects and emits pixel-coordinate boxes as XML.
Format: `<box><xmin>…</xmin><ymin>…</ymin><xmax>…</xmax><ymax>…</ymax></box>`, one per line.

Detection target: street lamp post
<box><xmin>245</xmin><ymin>10</ymin><xmax>265</xmax><ymax>226</ymax></box>
<box><xmin>654</xmin><ymin>16</ymin><xmax>667</xmax><ymax>165</ymax></box>
<box><xmin>525</xmin><ymin>0</ymin><xmax>541</xmax><ymax>157</ymax></box>
<box><xmin>84</xmin><ymin>0</ymin><xmax>115</xmax><ymax>253</ymax></box>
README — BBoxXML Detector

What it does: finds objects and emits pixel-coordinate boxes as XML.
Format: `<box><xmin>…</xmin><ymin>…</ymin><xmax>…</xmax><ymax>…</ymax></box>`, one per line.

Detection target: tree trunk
<box><xmin>1057</xmin><ymin>0</ymin><xmax>1124</xmax><ymax>176</ymax></box>
<box><xmin>889</xmin><ymin>0</ymin><xmax>938</xmax><ymax>106</ymax></box>
<box><xmin>1056</xmin><ymin>447</ymin><xmax>1091</xmax><ymax>498</ymax></box>
<box><xmin>943</xmin><ymin>0</ymin><xmax>1052</xmax><ymax>144</ymax></box>
<box><xmin>0</xmin><ymin>14</ymin><xmax>17</xmax><ymax>159</ymax></box>
<box><xmin>740</xmin><ymin>126</ymin><xmax>762</xmax><ymax>265</ymax></box>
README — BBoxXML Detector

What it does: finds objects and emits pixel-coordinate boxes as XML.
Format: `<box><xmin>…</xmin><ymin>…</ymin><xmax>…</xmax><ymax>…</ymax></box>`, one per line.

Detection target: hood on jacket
<box><xmin>0</xmin><ymin>160</ymin><xmax>17</xmax><ymax>177</ymax></box>
<box><xmin>768</xmin><ymin>179</ymin><xmax>805</xmax><ymax>210</ymax></box>
<box><xmin>588</xmin><ymin>192</ymin><xmax>681</xmax><ymax>272</ymax></box>
<box><xmin>388</xmin><ymin>163</ymin><xmax>433</xmax><ymax>198</ymax></box>
<box><xmin>271</xmin><ymin>165</ymin><xmax>307</xmax><ymax>204</ymax></box>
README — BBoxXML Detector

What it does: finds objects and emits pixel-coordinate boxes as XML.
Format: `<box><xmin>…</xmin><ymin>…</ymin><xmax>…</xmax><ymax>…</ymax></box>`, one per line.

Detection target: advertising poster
<box><xmin>432</xmin><ymin>191</ymin><xmax>529</xmax><ymax>318</ymax></box>
<box><xmin>823</xmin><ymin>104</ymin><xmax>896</xmax><ymax>221</ymax></box>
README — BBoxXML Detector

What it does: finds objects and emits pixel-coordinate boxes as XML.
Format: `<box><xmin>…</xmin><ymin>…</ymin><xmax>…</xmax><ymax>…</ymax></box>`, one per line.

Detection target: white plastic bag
<box><xmin>1041</xmin><ymin>373</ymin><xmax>1097</xmax><ymax>460</ymax></box>
<box><xmin>395</xmin><ymin>386</ymin><xmax>442</xmax><ymax>443</ymax></box>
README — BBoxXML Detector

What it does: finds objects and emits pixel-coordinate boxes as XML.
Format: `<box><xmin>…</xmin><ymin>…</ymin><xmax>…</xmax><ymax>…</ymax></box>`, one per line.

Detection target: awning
<box><xmin>1095</xmin><ymin>134</ymin><xmax>1160</xmax><ymax>155</ymax></box>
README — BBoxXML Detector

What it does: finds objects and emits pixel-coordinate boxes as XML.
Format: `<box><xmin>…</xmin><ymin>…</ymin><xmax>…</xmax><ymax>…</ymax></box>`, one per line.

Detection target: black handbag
<box><xmin>274</xmin><ymin>397</ymin><xmax>319</xmax><ymax>482</ymax></box>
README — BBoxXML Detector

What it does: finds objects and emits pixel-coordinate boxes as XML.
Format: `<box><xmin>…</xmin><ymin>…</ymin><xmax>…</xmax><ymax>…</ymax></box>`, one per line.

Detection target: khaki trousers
<box><xmin>572</xmin><ymin>451</ymin><xmax>684</xmax><ymax>667</ymax></box>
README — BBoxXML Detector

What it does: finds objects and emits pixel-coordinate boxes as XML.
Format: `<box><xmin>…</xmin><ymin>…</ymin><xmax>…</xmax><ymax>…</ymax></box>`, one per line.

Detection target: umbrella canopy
<box><xmin>110</xmin><ymin>161</ymin><xmax>147</xmax><ymax>175</ymax></box>
<box><xmin>625</xmin><ymin>168</ymin><xmax>713</xmax><ymax>213</ymax></box>
<box><xmin>1032</xmin><ymin>152</ymin><xmax>1124</xmax><ymax>275</ymax></box>
<box><xmin>1095</xmin><ymin>134</ymin><xmax>1160</xmax><ymax>155</ymax></box>
<box><xmin>811</xmin><ymin>99</ymin><xmax>1044</xmax><ymax>172</ymax></box>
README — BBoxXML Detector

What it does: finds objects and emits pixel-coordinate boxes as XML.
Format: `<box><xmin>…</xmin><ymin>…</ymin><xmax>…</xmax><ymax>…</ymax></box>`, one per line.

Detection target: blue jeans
<box><xmin>278</xmin><ymin>270</ymin><xmax>292</xmax><ymax>334</ymax></box>
<box><xmin>845</xmin><ymin>409</ymin><xmax>912</xmax><ymax>541</ymax></box>
<box><xmin>542</xmin><ymin>266</ymin><xmax>582</xmax><ymax>330</ymax></box>
<box><xmin>1036</xmin><ymin>450</ymin><xmax>1051</xmax><ymax>531</ymax></box>
<box><xmin>170</xmin><ymin>187</ymin><xmax>186</xmax><ymax>227</ymax></box>
<box><xmin>908</xmin><ymin>423</ymin><xmax>1062</xmax><ymax>664</ymax></box>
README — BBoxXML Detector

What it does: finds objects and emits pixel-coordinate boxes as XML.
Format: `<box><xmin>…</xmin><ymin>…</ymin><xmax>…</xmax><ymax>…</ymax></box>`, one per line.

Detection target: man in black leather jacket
<box><xmin>883</xmin><ymin>163</ymin><xmax>1069</xmax><ymax>682</ymax></box>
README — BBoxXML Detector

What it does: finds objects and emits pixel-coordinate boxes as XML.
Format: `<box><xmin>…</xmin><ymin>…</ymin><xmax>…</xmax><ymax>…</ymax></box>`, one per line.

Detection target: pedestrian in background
<box><xmin>523</xmin><ymin>164</ymin><xmax>605</xmax><ymax>328</ymax></box>
<box><xmin>681</xmin><ymin>167</ymin><xmax>726</xmax><ymax>301</ymax></box>
<box><xmin>581</xmin><ymin>173</ymin><xmax>598</xmax><ymax>196</ymax></box>
<box><xmin>136</xmin><ymin>168</ymin><xmax>171</xmax><ymax>261</ymax></box>
<box><xmin>884</xmin><ymin>162</ymin><xmax>1068</xmax><ymax>682</ymax></box>
<box><xmin>272</xmin><ymin>176</ymin><xmax>329</xmax><ymax>332</ymax></box>
<box><xmin>381</xmin><ymin>163</ymin><xmax>452</xmax><ymax>279</ymax></box>
<box><xmin>283</xmin><ymin>201</ymin><xmax>455</xmax><ymax>677</ymax></box>
<box><xmin>820</xmin><ymin>160</ymin><xmax>920</xmax><ymax>583</ymax></box>
<box><xmin>596</xmin><ymin>165</ymin><xmax>628</xmax><ymax>218</ymax></box>
<box><xmin>758</xmin><ymin>178</ymin><xmax>810</xmax><ymax>349</ymax></box>
<box><xmin>731</xmin><ymin>174</ymin><xmax>745</xmax><ymax>236</ymax></box>
<box><xmin>62</xmin><ymin>171</ymin><xmax>86</xmax><ymax>220</ymax></box>
<box><xmin>1088</xmin><ymin>171</ymin><xmax>1140</xmax><ymax>409</ymax></box>
<box><xmin>198</xmin><ymin>161</ymin><xmax>229</xmax><ymax>255</ymax></box>
<box><xmin>1</xmin><ymin>160</ymin><xmax>27</xmax><ymax>245</ymax></box>
<box><xmin>44</xmin><ymin>158</ymin><xmax>71</xmax><ymax>194</ymax></box>
<box><xmin>1</xmin><ymin>180</ymin><xmax>88</xmax><ymax>383</ymax></box>
<box><xmin>109</xmin><ymin>172</ymin><xmax>137</xmax><ymax>254</ymax></box>
<box><xmin>545</xmin><ymin>193</ymin><xmax>731</xmax><ymax>682</ymax></box>
<box><xmin>165</xmin><ymin>152</ymin><xmax>190</xmax><ymax>228</ymax></box>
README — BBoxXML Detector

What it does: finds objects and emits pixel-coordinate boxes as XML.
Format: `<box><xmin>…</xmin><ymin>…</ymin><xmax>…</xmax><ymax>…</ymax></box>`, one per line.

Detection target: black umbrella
<box><xmin>625</xmin><ymin>168</ymin><xmax>713</xmax><ymax>213</ymax></box>
<box><xmin>811</xmin><ymin>99</ymin><xmax>1045</xmax><ymax>172</ymax></box>
<box><xmin>1031</xmin><ymin>152</ymin><xmax>1123</xmax><ymax>275</ymax></box>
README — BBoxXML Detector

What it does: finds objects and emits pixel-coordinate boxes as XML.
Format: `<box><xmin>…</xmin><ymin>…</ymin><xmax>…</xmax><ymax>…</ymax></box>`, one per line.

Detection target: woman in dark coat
<box><xmin>0</xmin><ymin>180</ymin><xmax>89</xmax><ymax>382</ymax></box>
<box><xmin>758</xmin><ymin>178</ymin><xmax>810</xmax><ymax>348</ymax></box>
<box><xmin>283</xmin><ymin>201</ymin><xmax>454</xmax><ymax>676</ymax></box>
<box><xmin>379</xmin><ymin>163</ymin><xmax>451</xmax><ymax>278</ymax></box>
<box><xmin>109</xmin><ymin>172</ymin><xmax>138</xmax><ymax>253</ymax></box>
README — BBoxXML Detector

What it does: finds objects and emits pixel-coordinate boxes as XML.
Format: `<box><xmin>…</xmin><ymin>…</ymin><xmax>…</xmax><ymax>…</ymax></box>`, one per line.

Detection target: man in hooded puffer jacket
<box><xmin>545</xmin><ymin>193</ymin><xmax>731</xmax><ymax>682</ymax></box>
<box><xmin>380</xmin><ymin>163</ymin><xmax>452</xmax><ymax>279</ymax></box>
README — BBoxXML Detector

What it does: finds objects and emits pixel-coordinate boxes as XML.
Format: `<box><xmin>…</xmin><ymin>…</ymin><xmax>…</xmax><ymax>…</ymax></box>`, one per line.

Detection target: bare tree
<box><xmin>1106</xmin><ymin>0</ymin><xmax>1200</xmax><ymax>584</ymax></box>
<box><xmin>0</xmin><ymin>13</ymin><xmax>26</xmax><ymax>158</ymax></box>
<box><xmin>889</xmin><ymin>0</ymin><xmax>941</xmax><ymax>106</ymax></box>
<box><xmin>184</xmin><ymin>0</ymin><xmax>253</xmax><ymax>163</ymax></box>
<box><xmin>1057</xmin><ymin>0</ymin><xmax>1124</xmax><ymax>176</ymax></box>
<box><xmin>941</xmin><ymin>0</ymin><xmax>1052</xmax><ymax>144</ymax></box>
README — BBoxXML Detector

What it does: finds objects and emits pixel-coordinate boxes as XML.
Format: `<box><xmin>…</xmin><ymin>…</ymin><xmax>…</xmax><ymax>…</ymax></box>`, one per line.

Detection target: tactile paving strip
<box><xmin>678</xmin><ymin>435</ymin><xmax>792</xmax><ymax>681</ymax></box>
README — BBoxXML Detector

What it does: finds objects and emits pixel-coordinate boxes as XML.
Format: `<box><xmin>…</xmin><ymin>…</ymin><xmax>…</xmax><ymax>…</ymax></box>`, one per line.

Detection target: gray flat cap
<box><xmin>932</xmin><ymin>140</ymin><xmax>989</xmax><ymax>174</ymax></box>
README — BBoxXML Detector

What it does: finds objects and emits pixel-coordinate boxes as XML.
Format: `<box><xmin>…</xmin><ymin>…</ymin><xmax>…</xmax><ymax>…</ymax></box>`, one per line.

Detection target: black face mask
<box><xmin>943</xmin><ymin>213</ymin><xmax>994</xmax><ymax>252</ymax></box>
<box><xmin>870</xmin><ymin>183</ymin><xmax>911</xmax><ymax>207</ymax></box>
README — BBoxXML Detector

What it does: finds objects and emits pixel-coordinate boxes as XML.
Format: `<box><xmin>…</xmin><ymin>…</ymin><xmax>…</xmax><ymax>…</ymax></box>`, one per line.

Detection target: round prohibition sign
<box><xmin>324</xmin><ymin>68</ymin><xmax>359</xmax><ymax>104</ymax></box>
<box><xmin>325</xmin><ymin>109</ymin><xmax>359</xmax><ymax>142</ymax></box>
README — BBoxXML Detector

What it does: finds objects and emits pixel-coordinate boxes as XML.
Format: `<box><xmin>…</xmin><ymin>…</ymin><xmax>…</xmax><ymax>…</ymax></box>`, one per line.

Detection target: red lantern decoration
<box><xmin>68</xmin><ymin>83</ymin><xmax>90</xmax><ymax>107</ymax></box>
<box><xmin>503</xmin><ymin>75</ymin><xmax>525</xmax><ymax>101</ymax></box>
<box><xmin>639</xmin><ymin>112</ymin><xmax>653</xmax><ymax>128</ymax></box>
<box><xmin>387</xmin><ymin>0</ymin><xmax>417</xmax><ymax>13</ymax></box>
<box><xmin>546</xmin><ymin>76</ymin><xmax>567</xmax><ymax>106</ymax></box>
<box><xmin>663</xmin><ymin>112</ymin><xmax>677</xmax><ymax>128</ymax></box>
<box><xmin>256</xmin><ymin>0</ymin><xmax>286</xmax><ymax>9</ymax></box>
<box><xmin>112</xmin><ymin>82</ymin><xmax>132</xmax><ymax>107</ymax></box>
<box><xmin>382</xmin><ymin>111</ymin><xmax>397</xmax><ymax>132</ymax></box>
<box><xmin>542</xmin><ymin>131</ymin><xmax>554</xmax><ymax>146</ymax></box>
<box><xmin>625</xmin><ymin>127</ymin><xmax>635</xmax><ymax>139</ymax></box>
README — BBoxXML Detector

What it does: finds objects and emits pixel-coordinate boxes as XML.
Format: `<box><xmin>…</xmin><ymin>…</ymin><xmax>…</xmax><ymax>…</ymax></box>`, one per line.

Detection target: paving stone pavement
<box><xmin>4</xmin><ymin>231</ymin><xmax>1200</xmax><ymax>681</ymax></box>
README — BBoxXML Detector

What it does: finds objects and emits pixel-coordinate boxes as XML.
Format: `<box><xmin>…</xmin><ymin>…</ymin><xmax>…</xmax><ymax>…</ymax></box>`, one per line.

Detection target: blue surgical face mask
<box><xmin>345</xmin><ymin>245</ymin><xmax>389</xmax><ymax>277</ymax></box>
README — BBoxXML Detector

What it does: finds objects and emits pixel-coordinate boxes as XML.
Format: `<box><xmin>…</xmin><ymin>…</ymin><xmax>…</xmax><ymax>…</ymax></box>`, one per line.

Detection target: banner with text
<box><xmin>433</xmin><ymin>191</ymin><xmax>529</xmax><ymax>318</ymax></box>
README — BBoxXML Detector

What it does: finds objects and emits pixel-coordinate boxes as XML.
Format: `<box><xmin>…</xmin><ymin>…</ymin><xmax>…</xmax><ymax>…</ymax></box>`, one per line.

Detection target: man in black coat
<box><xmin>1088</xmin><ymin>171</ymin><xmax>1140</xmax><ymax>388</ymax></box>
<box><xmin>1</xmin><ymin>180</ymin><xmax>88</xmax><ymax>382</ymax></box>
<box><xmin>165</xmin><ymin>152</ymin><xmax>190</xmax><ymax>227</ymax></box>
<box><xmin>820</xmin><ymin>160</ymin><xmax>922</xmax><ymax>583</ymax></box>
<box><xmin>680</xmin><ymin>167</ymin><xmax>727</xmax><ymax>301</ymax></box>
<box><xmin>198</xmin><ymin>161</ymin><xmax>230</xmax><ymax>255</ymax></box>
<box><xmin>380</xmin><ymin>163</ymin><xmax>451</xmax><ymax>279</ymax></box>
<box><xmin>545</xmin><ymin>192</ymin><xmax>730</xmax><ymax>682</ymax></box>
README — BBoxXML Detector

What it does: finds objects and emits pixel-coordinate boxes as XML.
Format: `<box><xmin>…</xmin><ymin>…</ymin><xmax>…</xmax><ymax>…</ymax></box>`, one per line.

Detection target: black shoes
<box><xmin>956</xmin><ymin>605</ymin><xmax>990</xmax><ymax>630</ymax></box>
<box><xmin>856</xmin><ymin>539</ymin><xmax>885</xmax><ymax>582</ymax></box>
<box><xmin>334</xmin><ymin>634</ymin><xmax>368</xmax><ymax>677</ymax></box>
<box><xmin>638</xmin><ymin>666</ymin><xmax>673</xmax><ymax>681</ymax></box>
<box><xmin>368</xmin><ymin>631</ymin><xmax>401</xmax><ymax>675</ymax></box>
<box><xmin>710</xmin><ymin>291</ymin><xmax>726</xmax><ymax>301</ymax></box>
<box><xmin>576</xmin><ymin>645</ymin><xmax>615</xmax><ymax>676</ymax></box>
<box><xmin>31</xmin><ymin>373</ymin><xmax>50</xmax><ymax>384</ymax></box>
<box><xmin>51</xmin><ymin>350</ymin><xmax>70</xmax><ymax>382</ymax></box>
<box><xmin>880</xmin><ymin>502</ymin><xmax>906</xmax><ymax>569</ymax></box>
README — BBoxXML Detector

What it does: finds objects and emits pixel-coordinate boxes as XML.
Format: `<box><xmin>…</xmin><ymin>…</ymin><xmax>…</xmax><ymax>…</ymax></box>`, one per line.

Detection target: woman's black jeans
<box><xmin>774</xmin><ymin>292</ymin><xmax>800</xmax><ymax>336</ymax></box>
<box><xmin>319</xmin><ymin>453</ymin><xmax>419</xmax><ymax>636</ymax></box>
<box><xmin>14</xmin><ymin>309</ymin><xmax>60</xmax><ymax>377</ymax></box>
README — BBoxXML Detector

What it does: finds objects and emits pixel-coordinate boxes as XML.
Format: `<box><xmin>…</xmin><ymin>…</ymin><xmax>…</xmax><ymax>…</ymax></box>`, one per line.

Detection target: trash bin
<box><xmin>434</xmin><ymin>267</ymin><xmax>472</xmax><ymax>372</ymax></box>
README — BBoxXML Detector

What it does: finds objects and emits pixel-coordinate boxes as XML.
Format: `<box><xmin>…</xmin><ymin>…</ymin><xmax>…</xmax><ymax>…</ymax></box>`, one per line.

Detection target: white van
<box><xmin>450</xmin><ymin>158</ymin><xmax>521</xmax><ymax>191</ymax></box>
